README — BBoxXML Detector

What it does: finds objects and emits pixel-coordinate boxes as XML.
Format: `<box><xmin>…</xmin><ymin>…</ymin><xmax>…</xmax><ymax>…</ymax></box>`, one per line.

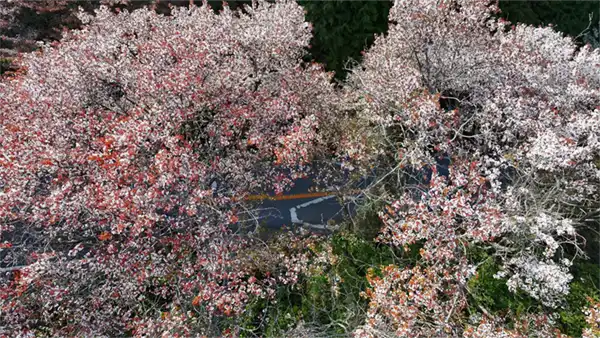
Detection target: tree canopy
<box><xmin>0</xmin><ymin>1</ymin><xmax>599</xmax><ymax>337</ymax></box>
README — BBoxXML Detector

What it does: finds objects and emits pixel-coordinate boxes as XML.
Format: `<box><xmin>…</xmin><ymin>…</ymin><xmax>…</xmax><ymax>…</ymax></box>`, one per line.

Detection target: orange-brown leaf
<box><xmin>98</xmin><ymin>232</ymin><xmax>112</xmax><ymax>241</ymax></box>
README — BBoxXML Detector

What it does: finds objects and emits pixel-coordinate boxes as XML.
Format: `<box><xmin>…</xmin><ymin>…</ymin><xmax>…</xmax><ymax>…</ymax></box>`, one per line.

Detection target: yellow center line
<box><xmin>243</xmin><ymin>189</ymin><xmax>360</xmax><ymax>201</ymax></box>
<box><xmin>244</xmin><ymin>191</ymin><xmax>336</xmax><ymax>201</ymax></box>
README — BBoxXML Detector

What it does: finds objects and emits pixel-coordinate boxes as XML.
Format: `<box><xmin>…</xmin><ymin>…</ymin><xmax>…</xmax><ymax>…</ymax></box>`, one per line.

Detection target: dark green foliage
<box><xmin>299</xmin><ymin>1</ymin><xmax>392</xmax><ymax>80</ymax></box>
<box><xmin>557</xmin><ymin>261</ymin><xmax>600</xmax><ymax>336</ymax></box>
<box><xmin>240</xmin><ymin>287</ymin><xmax>303</xmax><ymax>337</ymax></box>
<box><xmin>467</xmin><ymin>246</ymin><xmax>600</xmax><ymax>336</ymax></box>
<box><xmin>580</xmin><ymin>220</ymin><xmax>600</xmax><ymax>265</ymax></box>
<box><xmin>0</xmin><ymin>58</ymin><xmax>13</xmax><ymax>75</ymax></box>
<box><xmin>499</xmin><ymin>0</ymin><xmax>599</xmax><ymax>41</ymax></box>
<box><xmin>238</xmin><ymin>232</ymin><xmax>400</xmax><ymax>336</ymax></box>
<box><xmin>347</xmin><ymin>199</ymin><xmax>386</xmax><ymax>241</ymax></box>
<box><xmin>467</xmin><ymin>255</ymin><xmax>542</xmax><ymax>320</ymax></box>
<box><xmin>329</xmin><ymin>231</ymin><xmax>397</xmax><ymax>294</ymax></box>
<box><xmin>204</xmin><ymin>0</ymin><xmax>253</xmax><ymax>12</ymax></box>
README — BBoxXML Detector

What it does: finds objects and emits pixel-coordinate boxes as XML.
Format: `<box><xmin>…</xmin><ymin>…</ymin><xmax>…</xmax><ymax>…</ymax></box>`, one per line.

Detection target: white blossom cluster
<box><xmin>501</xmin><ymin>254</ymin><xmax>573</xmax><ymax>307</ymax></box>
<box><xmin>347</xmin><ymin>0</ymin><xmax>600</xmax><ymax>335</ymax></box>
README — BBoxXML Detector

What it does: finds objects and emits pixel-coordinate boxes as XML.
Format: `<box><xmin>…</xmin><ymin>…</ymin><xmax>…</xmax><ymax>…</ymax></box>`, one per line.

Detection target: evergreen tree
<box><xmin>299</xmin><ymin>1</ymin><xmax>391</xmax><ymax>80</ymax></box>
<box><xmin>499</xmin><ymin>0</ymin><xmax>599</xmax><ymax>40</ymax></box>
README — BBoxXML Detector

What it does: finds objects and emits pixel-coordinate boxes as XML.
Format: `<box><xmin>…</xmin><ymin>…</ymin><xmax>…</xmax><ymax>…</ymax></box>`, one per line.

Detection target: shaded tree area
<box><xmin>0</xmin><ymin>0</ymin><xmax>150</xmax><ymax>73</ymax></box>
<box><xmin>298</xmin><ymin>1</ymin><xmax>392</xmax><ymax>80</ymax></box>
<box><xmin>2</xmin><ymin>1</ymin><xmax>598</xmax><ymax>76</ymax></box>
<box><xmin>0</xmin><ymin>0</ymin><xmax>254</xmax><ymax>74</ymax></box>
<box><xmin>0</xmin><ymin>0</ymin><xmax>391</xmax><ymax>78</ymax></box>
<box><xmin>499</xmin><ymin>0</ymin><xmax>599</xmax><ymax>39</ymax></box>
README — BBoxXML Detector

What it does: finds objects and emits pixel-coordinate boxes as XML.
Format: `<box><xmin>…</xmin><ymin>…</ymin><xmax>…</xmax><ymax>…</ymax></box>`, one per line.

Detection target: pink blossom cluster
<box><xmin>463</xmin><ymin>314</ymin><xmax>568</xmax><ymax>338</ymax></box>
<box><xmin>356</xmin><ymin>163</ymin><xmax>497</xmax><ymax>336</ymax></box>
<box><xmin>355</xmin><ymin>263</ymin><xmax>470</xmax><ymax>337</ymax></box>
<box><xmin>583</xmin><ymin>298</ymin><xmax>600</xmax><ymax>338</ymax></box>
<box><xmin>0</xmin><ymin>1</ymin><xmax>338</xmax><ymax>335</ymax></box>
<box><xmin>0</xmin><ymin>0</ymin><xmax>598</xmax><ymax>335</ymax></box>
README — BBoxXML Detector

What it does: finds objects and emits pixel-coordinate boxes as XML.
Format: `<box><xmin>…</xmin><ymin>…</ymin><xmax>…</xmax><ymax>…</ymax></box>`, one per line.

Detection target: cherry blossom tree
<box><xmin>0</xmin><ymin>1</ymin><xmax>194</xmax><ymax>74</ymax></box>
<box><xmin>2</xmin><ymin>0</ymin><xmax>598</xmax><ymax>336</ymax></box>
<box><xmin>343</xmin><ymin>0</ymin><xmax>600</xmax><ymax>335</ymax></box>
<box><xmin>582</xmin><ymin>298</ymin><xmax>600</xmax><ymax>338</ymax></box>
<box><xmin>0</xmin><ymin>1</ymin><xmax>340</xmax><ymax>335</ymax></box>
<box><xmin>0</xmin><ymin>0</ymin><xmax>224</xmax><ymax>58</ymax></box>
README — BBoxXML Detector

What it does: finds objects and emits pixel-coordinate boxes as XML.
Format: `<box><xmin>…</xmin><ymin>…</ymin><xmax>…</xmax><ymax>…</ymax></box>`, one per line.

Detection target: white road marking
<box><xmin>302</xmin><ymin>222</ymin><xmax>339</xmax><ymax>231</ymax></box>
<box><xmin>295</xmin><ymin>195</ymin><xmax>335</xmax><ymax>209</ymax></box>
<box><xmin>290</xmin><ymin>207</ymin><xmax>300</xmax><ymax>224</ymax></box>
<box><xmin>289</xmin><ymin>195</ymin><xmax>336</xmax><ymax>224</ymax></box>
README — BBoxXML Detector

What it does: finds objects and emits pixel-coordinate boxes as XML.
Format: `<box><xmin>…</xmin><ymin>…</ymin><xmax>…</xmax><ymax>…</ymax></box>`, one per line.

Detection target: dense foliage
<box><xmin>0</xmin><ymin>0</ymin><xmax>392</xmax><ymax>77</ymax></box>
<box><xmin>341</xmin><ymin>0</ymin><xmax>600</xmax><ymax>336</ymax></box>
<box><xmin>0</xmin><ymin>0</ymin><xmax>251</xmax><ymax>74</ymax></box>
<box><xmin>0</xmin><ymin>1</ymin><xmax>143</xmax><ymax>61</ymax></box>
<box><xmin>0</xmin><ymin>2</ymin><xmax>340</xmax><ymax>335</ymax></box>
<box><xmin>298</xmin><ymin>1</ymin><xmax>392</xmax><ymax>80</ymax></box>
<box><xmin>498</xmin><ymin>0</ymin><xmax>599</xmax><ymax>40</ymax></box>
<box><xmin>2</xmin><ymin>0</ymin><xmax>598</xmax><ymax>77</ymax></box>
<box><xmin>0</xmin><ymin>0</ymin><xmax>599</xmax><ymax>337</ymax></box>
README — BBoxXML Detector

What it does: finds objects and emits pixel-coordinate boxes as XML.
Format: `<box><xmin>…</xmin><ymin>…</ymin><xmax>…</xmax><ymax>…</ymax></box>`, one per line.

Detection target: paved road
<box><xmin>244</xmin><ymin>156</ymin><xmax>451</xmax><ymax>231</ymax></box>
<box><xmin>250</xmin><ymin>178</ymin><xmax>352</xmax><ymax>230</ymax></box>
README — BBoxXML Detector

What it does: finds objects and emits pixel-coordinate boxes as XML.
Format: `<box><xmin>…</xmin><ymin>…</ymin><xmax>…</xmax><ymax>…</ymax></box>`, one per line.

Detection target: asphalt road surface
<box><xmin>244</xmin><ymin>156</ymin><xmax>450</xmax><ymax>231</ymax></box>
<box><xmin>250</xmin><ymin>178</ymin><xmax>352</xmax><ymax>230</ymax></box>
